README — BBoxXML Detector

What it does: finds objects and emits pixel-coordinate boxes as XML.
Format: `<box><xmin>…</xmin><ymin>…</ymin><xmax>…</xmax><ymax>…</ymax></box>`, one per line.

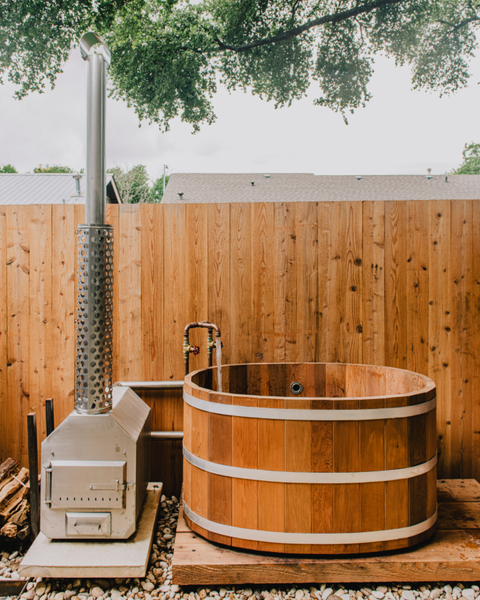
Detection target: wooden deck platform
<box><xmin>172</xmin><ymin>479</ymin><xmax>480</xmax><ymax>586</ymax></box>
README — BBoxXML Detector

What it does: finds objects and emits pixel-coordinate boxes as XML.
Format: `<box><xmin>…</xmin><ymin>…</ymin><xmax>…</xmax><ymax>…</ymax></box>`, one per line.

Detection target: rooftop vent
<box><xmin>251</xmin><ymin>181</ymin><xmax>255</xmax><ymax>186</ymax></box>
<box><xmin>178</xmin><ymin>192</ymin><xmax>184</xmax><ymax>200</ymax></box>
<box><xmin>264</xmin><ymin>174</ymin><xmax>270</xmax><ymax>179</ymax></box>
<box><xmin>355</xmin><ymin>176</ymin><xmax>362</xmax><ymax>181</ymax></box>
<box><xmin>72</xmin><ymin>174</ymin><xmax>82</xmax><ymax>196</ymax></box>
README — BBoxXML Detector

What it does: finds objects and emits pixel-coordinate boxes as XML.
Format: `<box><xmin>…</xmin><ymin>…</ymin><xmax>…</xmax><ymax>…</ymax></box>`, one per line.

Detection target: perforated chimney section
<box><xmin>75</xmin><ymin>225</ymin><xmax>114</xmax><ymax>413</ymax></box>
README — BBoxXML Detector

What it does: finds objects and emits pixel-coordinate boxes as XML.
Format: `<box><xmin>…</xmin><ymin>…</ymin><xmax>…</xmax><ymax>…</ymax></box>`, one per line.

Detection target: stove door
<box><xmin>45</xmin><ymin>460</ymin><xmax>128</xmax><ymax>509</ymax></box>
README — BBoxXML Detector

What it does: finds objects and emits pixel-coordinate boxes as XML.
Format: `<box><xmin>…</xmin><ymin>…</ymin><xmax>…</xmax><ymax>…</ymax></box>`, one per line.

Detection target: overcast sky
<box><xmin>1</xmin><ymin>47</ymin><xmax>480</xmax><ymax>180</ymax></box>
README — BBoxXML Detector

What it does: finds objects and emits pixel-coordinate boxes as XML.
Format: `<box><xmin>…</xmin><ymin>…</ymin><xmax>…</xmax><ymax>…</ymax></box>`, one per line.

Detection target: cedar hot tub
<box><xmin>183</xmin><ymin>362</ymin><xmax>437</xmax><ymax>554</ymax></box>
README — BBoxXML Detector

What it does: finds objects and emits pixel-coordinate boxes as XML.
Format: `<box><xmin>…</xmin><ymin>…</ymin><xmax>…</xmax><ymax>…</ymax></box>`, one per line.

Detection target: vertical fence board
<box><xmin>105</xmin><ymin>204</ymin><xmax>119</xmax><ymax>382</ymax></box>
<box><xmin>230</xmin><ymin>203</ymin><xmax>252</xmax><ymax>364</ymax></box>
<box><xmin>296</xmin><ymin>202</ymin><xmax>318</xmax><ymax>363</ymax></box>
<box><xmin>406</xmin><ymin>201</ymin><xmax>429</xmax><ymax>377</ymax></box>
<box><xmin>0</xmin><ymin>208</ymin><xmax>7</xmax><ymax>461</ymax></box>
<box><xmin>343</xmin><ymin>202</ymin><xmax>363</xmax><ymax>364</ymax></box>
<box><xmin>274</xmin><ymin>203</ymin><xmax>296</xmax><ymax>362</ymax></box>
<box><xmin>429</xmin><ymin>201</ymin><xmax>452</xmax><ymax>477</ymax></box>
<box><xmin>29</xmin><ymin>205</ymin><xmax>52</xmax><ymax>447</ymax></box>
<box><xmin>51</xmin><ymin>205</ymin><xmax>76</xmax><ymax>425</ymax></box>
<box><xmin>141</xmin><ymin>204</ymin><xmax>164</xmax><ymax>380</ymax></box>
<box><xmin>163</xmin><ymin>204</ymin><xmax>186</xmax><ymax>380</ymax></box>
<box><xmin>325</xmin><ymin>202</ymin><xmax>344</xmax><ymax>362</ymax></box>
<box><xmin>251</xmin><ymin>203</ymin><xmax>275</xmax><ymax>363</ymax></box>
<box><xmin>317</xmin><ymin>203</ymin><xmax>334</xmax><ymax>361</ymax></box>
<box><xmin>185</xmin><ymin>204</ymin><xmax>208</xmax><ymax>373</ymax></box>
<box><xmin>472</xmin><ymin>201</ymin><xmax>480</xmax><ymax>481</ymax></box>
<box><xmin>117</xmin><ymin>204</ymin><xmax>142</xmax><ymax>380</ymax></box>
<box><xmin>6</xmin><ymin>206</ymin><xmax>31</xmax><ymax>465</ymax></box>
<box><xmin>208</xmin><ymin>204</ymin><xmax>230</xmax><ymax>369</ymax></box>
<box><xmin>385</xmin><ymin>201</ymin><xmax>407</xmax><ymax>369</ymax></box>
<box><xmin>450</xmin><ymin>200</ymin><xmax>473</xmax><ymax>477</ymax></box>
<box><xmin>362</xmin><ymin>201</ymin><xmax>385</xmax><ymax>366</ymax></box>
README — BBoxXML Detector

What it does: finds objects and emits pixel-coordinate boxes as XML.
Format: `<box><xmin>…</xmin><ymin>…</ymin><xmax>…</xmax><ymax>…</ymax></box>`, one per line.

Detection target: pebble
<box><xmin>296</xmin><ymin>592</ymin><xmax>304</xmax><ymax>600</ymax></box>
<box><xmin>22</xmin><ymin>589</ymin><xmax>36</xmax><ymax>600</ymax></box>
<box><xmin>372</xmin><ymin>593</ymin><xmax>384</xmax><ymax>599</ymax></box>
<box><xmin>142</xmin><ymin>582</ymin><xmax>155</xmax><ymax>593</ymax></box>
<box><xmin>462</xmin><ymin>591</ymin><xmax>475</xmax><ymax>600</ymax></box>
<box><xmin>402</xmin><ymin>593</ymin><xmax>415</xmax><ymax>600</ymax></box>
<box><xmin>91</xmin><ymin>588</ymin><xmax>104</xmax><ymax>598</ymax></box>
<box><xmin>323</xmin><ymin>590</ymin><xmax>334</xmax><ymax>600</ymax></box>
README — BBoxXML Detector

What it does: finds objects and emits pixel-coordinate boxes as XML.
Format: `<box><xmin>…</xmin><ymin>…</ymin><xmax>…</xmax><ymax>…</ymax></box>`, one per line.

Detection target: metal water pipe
<box><xmin>183</xmin><ymin>321</ymin><xmax>221</xmax><ymax>376</ymax></box>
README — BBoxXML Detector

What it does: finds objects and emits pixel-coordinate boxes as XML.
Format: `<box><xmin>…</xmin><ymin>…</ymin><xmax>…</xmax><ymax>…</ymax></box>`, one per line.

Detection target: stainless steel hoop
<box><xmin>183</xmin><ymin>501</ymin><xmax>438</xmax><ymax>545</ymax></box>
<box><xmin>183</xmin><ymin>446</ymin><xmax>437</xmax><ymax>484</ymax></box>
<box><xmin>75</xmin><ymin>224</ymin><xmax>114</xmax><ymax>414</ymax></box>
<box><xmin>183</xmin><ymin>390</ymin><xmax>436</xmax><ymax>421</ymax></box>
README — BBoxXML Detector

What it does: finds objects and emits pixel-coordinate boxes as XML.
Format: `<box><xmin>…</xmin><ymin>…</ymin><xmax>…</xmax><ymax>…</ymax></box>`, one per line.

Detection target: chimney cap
<box><xmin>80</xmin><ymin>31</ymin><xmax>111</xmax><ymax>65</ymax></box>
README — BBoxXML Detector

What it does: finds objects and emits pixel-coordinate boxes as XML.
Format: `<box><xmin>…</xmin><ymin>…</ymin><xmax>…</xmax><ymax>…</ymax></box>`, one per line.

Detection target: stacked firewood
<box><xmin>0</xmin><ymin>458</ymin><xmax>30</xmax><ymax>540</ymax></box>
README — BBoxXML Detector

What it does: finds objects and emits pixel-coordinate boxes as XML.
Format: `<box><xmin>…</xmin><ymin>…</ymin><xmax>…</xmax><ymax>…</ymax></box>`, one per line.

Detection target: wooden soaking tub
<box><xmin>183</xmin><ymin>362</ymin><xmax>437</xmax><ymax>555</ymax></box>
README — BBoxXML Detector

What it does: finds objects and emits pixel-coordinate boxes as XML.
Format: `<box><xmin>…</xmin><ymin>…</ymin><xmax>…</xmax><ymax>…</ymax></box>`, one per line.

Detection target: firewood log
<box><xmin>0</xmin><ymin>468</ymin><xmax>29</xmax><ymax>512</ymax></box>
<box><xmin>0</xmin><ymin>458</ymin><xmax>18</xmax><ymax>482</ymax></box>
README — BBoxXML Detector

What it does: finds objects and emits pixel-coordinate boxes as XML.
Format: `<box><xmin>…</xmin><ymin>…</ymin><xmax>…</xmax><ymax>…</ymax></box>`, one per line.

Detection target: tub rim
<box><xmin>185</xmin><ymin>361</ymin><xmax>436</xmax><ymax>403</ymax></box>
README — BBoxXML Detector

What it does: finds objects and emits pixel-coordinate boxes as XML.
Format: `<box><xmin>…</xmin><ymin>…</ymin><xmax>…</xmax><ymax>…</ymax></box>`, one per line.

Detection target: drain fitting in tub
<box><xmin>290</xmin><ymin>381</ymin><xmax>304</xmax><ymax>395</ymax></box>
<box><xmin>183</xmin><ymin>321</ymin><xmax>221</xmax><ymax>376</ymax></box>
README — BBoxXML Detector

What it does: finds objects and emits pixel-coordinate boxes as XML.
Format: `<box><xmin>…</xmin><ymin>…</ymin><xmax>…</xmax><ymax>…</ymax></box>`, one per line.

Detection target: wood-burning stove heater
<box><xmin>40</xmin><ymin>33</ymin><xmax>151</xmax><ymax>540</ymax></box>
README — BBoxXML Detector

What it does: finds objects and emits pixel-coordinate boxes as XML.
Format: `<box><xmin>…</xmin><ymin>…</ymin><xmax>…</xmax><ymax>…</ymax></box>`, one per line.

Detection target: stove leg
<box><xmin>45</xmin><ymin>398</ymin><xmax>55</xmax><ymax>437</ymax></box>
<box><xmin>27</xmin><ymin>413</ymin><xmax>40</xmax><ymax>538</ymax></box>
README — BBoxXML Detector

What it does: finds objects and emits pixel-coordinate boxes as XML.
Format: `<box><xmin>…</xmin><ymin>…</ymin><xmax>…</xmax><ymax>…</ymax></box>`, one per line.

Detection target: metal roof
<box><xmin>0</xmin><ymin>173</ymin><xmax>122</xmax><ymax>205</ymax></box>
<box><xmin>162</xmin><ymin>173</ymin><xmax>480</xmax><ymax>203</ymax></box>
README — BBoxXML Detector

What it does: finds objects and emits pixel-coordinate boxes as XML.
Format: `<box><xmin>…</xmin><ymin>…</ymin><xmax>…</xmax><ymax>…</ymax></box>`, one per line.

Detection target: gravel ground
<box><xmin>1</xmin><ymin>496</ymin><xmax>478</xmax><ymax>600</ymax></box>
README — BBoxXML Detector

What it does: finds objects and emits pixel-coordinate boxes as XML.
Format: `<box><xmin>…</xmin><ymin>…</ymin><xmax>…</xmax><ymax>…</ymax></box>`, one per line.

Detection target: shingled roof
<box><xmin>0</xmin><ymin>173</ymin><xmax>123</xmax><ymax>205</ymax></box>
<box><xmin>162</xmin><ymin>173</ymin><xmax>480</xmax><ymax>203</ymax></box>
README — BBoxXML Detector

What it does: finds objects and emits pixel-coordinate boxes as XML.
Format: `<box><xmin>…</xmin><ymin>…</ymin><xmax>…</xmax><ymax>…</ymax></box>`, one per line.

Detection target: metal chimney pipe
<box><xmin>75</xmin><ymin>33</ymin><xmax>114</xmax><ymax>415</ymax></box>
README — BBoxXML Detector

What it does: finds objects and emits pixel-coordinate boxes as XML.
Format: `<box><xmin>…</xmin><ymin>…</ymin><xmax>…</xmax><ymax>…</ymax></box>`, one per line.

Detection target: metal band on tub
<box><xmin>183</xmin><ymin>501</ymin><xmax>437</xmax><ymax>544</ymax></box>
<box><xmin>183</xmin><ymin>446</ymin><xmax>437</xmax><ymax>484</ymax></box>
<box><xmin>183</xmin><ymin>390</ymin><xmax>436</xmax><ymax>421</ymax></box>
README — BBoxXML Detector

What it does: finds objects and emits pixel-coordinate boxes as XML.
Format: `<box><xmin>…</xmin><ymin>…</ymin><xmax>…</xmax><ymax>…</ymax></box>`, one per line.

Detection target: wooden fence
<box><xmin>0</xmin><ymin>201</ymin><xmax>479</xmax><ymax>487</ymax></box>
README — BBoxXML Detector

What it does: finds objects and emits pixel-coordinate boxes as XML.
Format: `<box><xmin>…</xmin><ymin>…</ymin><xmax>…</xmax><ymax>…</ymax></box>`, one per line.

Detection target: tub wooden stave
<box><xmin>183</xmin><ymin>362</ymin><xmax>437</xmax><ymax>555</ymax></box>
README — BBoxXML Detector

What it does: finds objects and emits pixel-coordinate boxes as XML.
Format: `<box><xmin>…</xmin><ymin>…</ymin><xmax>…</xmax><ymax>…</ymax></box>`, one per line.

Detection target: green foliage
<box><xmin>452</xmin><ymin>142</ymin><xmax>480</xmax><ymax>174</ymax></box>
<box><xmin>2</xmin><ymin>0</ymin><xmax>480</xmax><ymax>130</ymax></box>
<box><xmin>150</xmin><ymin>175</ymin><xmax>170</xmax><ymax>203</ymax></box>
<box><xmin>0</xmin><ymin>164</ymin><xmax>17</xmax><ymax>173</ymax></box>
<box><xmin>33</xmin><ymin>164</ymin><xmax>75</xmax><ymax>173</ymax></box>
<box><xmin>108</xmin><ymin>164</ymin><xmax>152</xmax><ymax>203</ymax></box>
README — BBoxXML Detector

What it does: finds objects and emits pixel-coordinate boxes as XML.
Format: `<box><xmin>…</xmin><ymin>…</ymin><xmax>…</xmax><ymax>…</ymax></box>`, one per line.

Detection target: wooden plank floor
<box><xmin>172</xmin><ymin>479</ymin><xmax>480</xmax><ymax>585</ymax></box>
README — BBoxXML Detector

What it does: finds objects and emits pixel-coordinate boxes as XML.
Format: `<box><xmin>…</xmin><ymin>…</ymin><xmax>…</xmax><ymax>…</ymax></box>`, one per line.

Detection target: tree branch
<box><xmin>216</xmin><ymin>0</ymin><xmax>410</xmax><ymax>52</ymax></box>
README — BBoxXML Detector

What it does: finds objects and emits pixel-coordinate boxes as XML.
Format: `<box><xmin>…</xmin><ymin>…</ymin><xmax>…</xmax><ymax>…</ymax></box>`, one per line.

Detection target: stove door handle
<box><xmin>44</xmin><ymin>465</ymin><xmax>53</xmax><ymax>507</ymax></box>
<box><xmin>89</xmin><ymin>479</ymin><xmax>130</xmax><ymax>491</ymax></box>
